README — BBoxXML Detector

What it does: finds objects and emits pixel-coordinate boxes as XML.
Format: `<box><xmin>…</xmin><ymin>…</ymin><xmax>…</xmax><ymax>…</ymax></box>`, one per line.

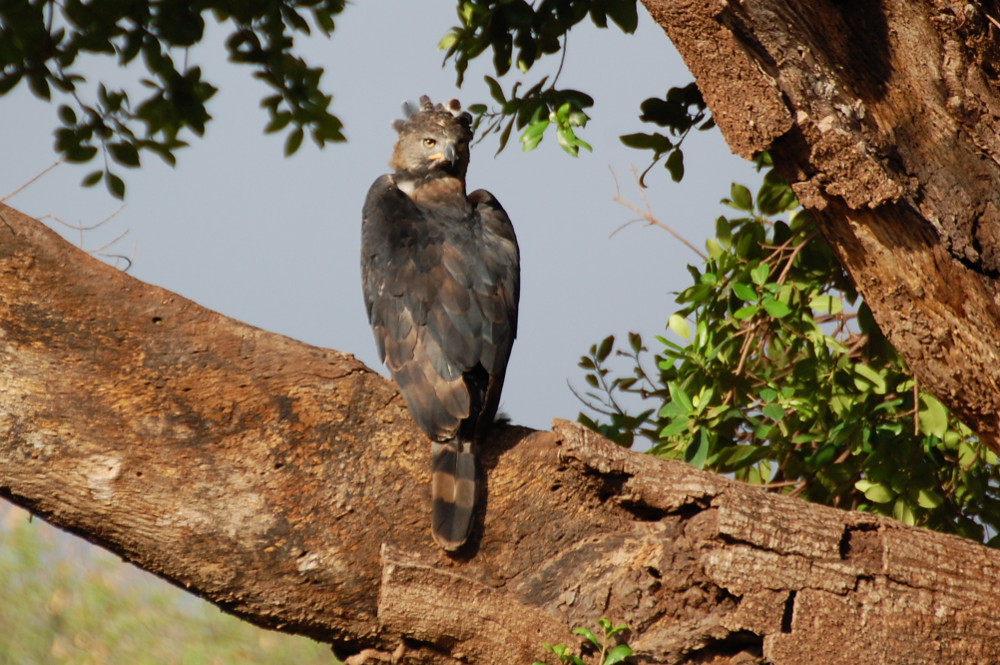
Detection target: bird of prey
<box><xmin>360</xmin><ymin>96</ymin><xmax>520</xmax><ymax>551</ymax></box>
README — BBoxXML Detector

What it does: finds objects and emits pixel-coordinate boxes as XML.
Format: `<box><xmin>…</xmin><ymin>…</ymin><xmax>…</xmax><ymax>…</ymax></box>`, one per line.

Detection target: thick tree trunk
<box><xmin>642</xmin><ymin>0</ymin><xmax>1000</xmax><ymax>448</ymax></box>
<box><xmin>2</xmin><ymin>199</ymin><xmax>1000</xmax><ymax>665</ymax></box>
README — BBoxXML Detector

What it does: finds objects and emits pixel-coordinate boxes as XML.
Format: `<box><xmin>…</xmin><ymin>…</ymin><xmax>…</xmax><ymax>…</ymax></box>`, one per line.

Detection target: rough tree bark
<box><xmin>4</xmin><ymin>0</ymin><xmax>1000</xmax><ymax>663</ymax></box>
<box><xmin>644</xmin><ymin>0</ymin><xmax>1000</xmax><ymax>449</ymax></box>
<box><xmin>2</xmin><ymin>194</ymin><xmax>1000</xmax><ymax>665</ymax></box>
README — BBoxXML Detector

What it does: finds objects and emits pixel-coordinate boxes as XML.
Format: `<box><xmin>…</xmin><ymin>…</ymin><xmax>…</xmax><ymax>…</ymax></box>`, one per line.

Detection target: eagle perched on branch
<box><xmin>361</xmin><ymin>96</ymin><xmax>520</xmax><ymax>550</ymax></box>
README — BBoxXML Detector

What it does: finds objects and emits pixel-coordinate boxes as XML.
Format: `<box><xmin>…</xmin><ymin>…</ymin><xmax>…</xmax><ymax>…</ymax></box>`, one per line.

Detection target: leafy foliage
<box><xmin>440</xmin><ymin>0</ymin><xmax>638</xmax><ymax>157</ymax></box>
<box><xmin>0</xmin><ymin>0</ymin><xmax>346</xmax><ymax>198</ymax></box>
<box><xmin>533</xmin><ymin>618</ymin><xmax>632</xmax><ymax>665</ymax></box>
<box><xmin>578</xmin><ymin>158</ymin><xmax>1000</xmax><ymax>545</ymax></box>
<box><xmin>4</xmin><ymin>0</ymin><xmax>698</xmax><ymax>191</ymax></box>
<box><xmin>437</xmin><ymin>2</ymin><xmax>713</xmax><ymax>168</ymax></box>
<box><xmin>472</xmin><ymin>75</ymin><xmax>594</xmax><ymax>156</ymax></box>
<box><xmin>620</xmin><ymin>82</ymin><xmax>715</xmax><ymax>185</ymax></box>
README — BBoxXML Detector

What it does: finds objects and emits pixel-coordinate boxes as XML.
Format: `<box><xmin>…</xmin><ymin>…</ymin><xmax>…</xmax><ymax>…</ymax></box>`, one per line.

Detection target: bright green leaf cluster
<box><xmin>441</xmin><ymin>1</ymin><xmax>639</xmax><ymax>157</ymax></box>
<box><xmin>533</xmin><ymin>618</ymin><xmax>632</xmax><ymax>665</ymax></box>
<box><xmin>475</xmin><ymin>75</ymin><xmax>593</xmax><ymax>157</ymax></box>
<box><xmin>0</xmin><ymin>0</ymin><xmax>346</xmax><ymax>197</ymax></box>
<box><xmin>578</xmin><ymin>158</ymin><xmax>1000</xmax><ymax>545</ymax></box>
<box><xmin>620</xmin><ymin>82</ymin><xmax>714</xmax><ymax>185</ymax></box>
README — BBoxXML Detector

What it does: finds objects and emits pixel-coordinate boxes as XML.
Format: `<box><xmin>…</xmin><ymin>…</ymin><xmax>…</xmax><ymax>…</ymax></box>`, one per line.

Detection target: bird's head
<box><xmin>390</xmin><ymin>96</ymin><xmax>473</xmax><ymax>179</ymax></box>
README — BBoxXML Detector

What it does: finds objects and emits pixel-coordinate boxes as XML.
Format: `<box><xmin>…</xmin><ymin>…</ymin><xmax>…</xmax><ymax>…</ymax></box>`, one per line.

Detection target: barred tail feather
<box><xmin>431</xmin><ymin>439</ymin><xmax>477</xmax><ymax>550</ymax></box>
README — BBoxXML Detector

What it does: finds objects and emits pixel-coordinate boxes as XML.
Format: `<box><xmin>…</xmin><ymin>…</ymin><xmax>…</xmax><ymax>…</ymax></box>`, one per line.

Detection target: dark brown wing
<box><xmin>465</xmin><ymin>188</ymin><xmax>519</xmax><ymax>438</ymax></box>
<box><xmin>360</xmin><ymin>176</ymin><xmax>520</xmax><ymax>443</ymax></box>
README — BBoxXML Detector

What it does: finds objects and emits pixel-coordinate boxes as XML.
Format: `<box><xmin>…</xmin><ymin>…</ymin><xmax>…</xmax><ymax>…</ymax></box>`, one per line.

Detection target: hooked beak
<box><xmin>428</xmin><ymin>144</ymin><xmax>457</xmax><ymax>166</ymax></box>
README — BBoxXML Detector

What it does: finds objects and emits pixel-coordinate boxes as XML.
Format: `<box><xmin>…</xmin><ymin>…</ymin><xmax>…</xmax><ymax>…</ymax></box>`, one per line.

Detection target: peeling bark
<box><xmin>2</xmin><ymin>202</ymin><xmax>999</xmax><ymax>663</ymax></box>
<box><xmin>642</xmin><ymin>0</ymin><xmax>1000</xmax><ymax>448</ymax></box>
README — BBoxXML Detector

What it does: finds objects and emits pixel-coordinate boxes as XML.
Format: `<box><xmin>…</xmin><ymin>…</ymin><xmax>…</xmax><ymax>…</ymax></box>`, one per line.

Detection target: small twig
<box><xmin>2</xmin><ymin>159</ymin><xmax>65</xmax><ymax>202</ymax></box>
<box><xmin>567</xmin><ymin>381</ymin><xmax>616</xmax><ymax>418</ymax></box>
<box><xmin>787</xmin><ymin>481</ymin><xmax>809</xmax><ymax>499</ymax></box>
<box><xmin>610</xmin><ymin>167</ymin><xmax>708</xmax><ymax>260</ymax></box>
<box><xmin>89</xmin><ymin>227</ymin><xmax>130</xmax><ymax>254</ymax></box>
<box><xmin>775</xmin><ymin>231</ymin><xmax>818</xmax><ymax>285</ymax></box>
<box><xmin>758</xmin><ymin>479</ymin><xmax>805</xmax><ymax>490</ymax></box>
<box><xmin>97</xmin><ymin>253</ymin><xmax>133</xmax><ymax>272</ymax></box>
<box><xmin>44</xmin><ymin>205</ymin><xmax>125</xmax><ymax>234</ymax></box>
<box><xmin>39</xmin><ymin>207</ymin><xmax>132</xmax><ymax>270</ymax></box>
<box><xmin>733</xmin><ymin>321</ymin><xmax>761</xmax><ymax>376</ymax></box>
<box><xmin>551</xmin><ymin>30</ymin><xmax>569</xmax><ymax>88</ymax></box>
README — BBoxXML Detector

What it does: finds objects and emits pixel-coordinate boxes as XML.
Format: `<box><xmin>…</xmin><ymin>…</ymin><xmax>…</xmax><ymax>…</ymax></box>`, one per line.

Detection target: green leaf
<box><xmin>762</xmin><ymin>297</ymin><xmax>792</xmax><ymax>318</ymax></box>
<box><xmin>717</xmin><ymin>445</ymin><xmax>765</xmax><ymax>468</ymax></box>
<box><xmin>520</xmin><ymin>118</ymin><xmax>549</xmax><ymax>151</ymax></box>
<box><xmin>809</xmin><ymin>294</ymin><xmax>843</xmax><ymax>314</ymax></box>
<box><xmin>750</xmin><ymin>262</ymin><xmax>770</xmax><ymax>285</ymax></box>
<box><xmin>58</xmin><ymin>104</ymin><xmax>77</xmax><ymax>125</ymax></box>
<box><xmin>705</xmin><ymin>237</ymin><xmax>724</xmax><ymax>259</ymax></box>
<box><xmin>65</xmin><ymin>145</ymin><xmax>98</xmax><ymax>163</ymax></box>
<box><xmin>497</xmin><ymin>118</ymin><xmax>515</xmax><ymax>154</ymax></box>
<box><xmin>685</xmin><ymin>430</ymin><xmax>710</xmax><ymax>468</ymax></box>
<box><xmin>606</xmin><ymin>0</ymin><xmax>639</xmax><ymax>32</ymax></box>
<box><xmin>728</xmin><ymin>183</ymin><xmax>753</xmax><ymax>211</ymax></box>
<box><xmin>733</xmin><ymin>305</ymin><xmax>758</xmax><ymax>320</ymax></box>
<box><xmin>572</xmin><ymin>627</ymin><xmax>599</xmax><ymax>648</ymax></box>
<box><xmin>604</xmin><ymin>644</ymin><xmax>634</xmax><ymax>665</ymax></box>
<box><xmin>619</xmin><ymin>132</ymin><xmax>671</xmax><ymax>152</ymax></box>
<box><xmin>438</xmin><ymin>32</ymin><xmax>458</xmax><ymax>51</ymax></box>
<box><xmin>484</xmin><ymin>75</ymin><xmax>506</xmax><ymax>103</ymax></box>
<box><xmin>918</xmin><ymin>394</ymin><xmax>949</xmax><ymax>439</ymax></box>
<box><xmin>109</xmin><ymin>142</ymin><xmax>140</xmax><ymax>167</ymax></box>
<box><xmin>105</xmin><ymin>171</ymin><xmax>125</xmax><ymax>199</ymax></box>
<box><xmin>916</xmin><ymin>488</ymin><xmax>944</xmax><ymax>509</ymax></box>
<box><xmin>715</xmin><ymin>216</ymin><xmax>732</xmax><ymax>247</ymax></box>
<box><xmin>668</xmin><ymin>381</ymin><xmax>693</xmax><ymax>413</ymax></box>
<box><xmin>808</xmin><ymin>444</ymin><xmax>838</xmax><ymax>467</ymax></box>
<box><xmin>668</xmin><ymin>314</ymin><xmax>691</xmax><ymax>340</ymax></box>
<box><xmin>628</xmin><ymin>332</ymin><xmax>643</xmax><ymax>352</ymax></box>
<box><xmin>732</xmin><ymin>282</ymin><xmax>758</xmax><ymax>302</ymax></box>
<box><xmin>604</xmin><ymin>622</ymin><xmax>630</xmax><ymax>638</ymax></box>
<box><xmin>556</xmin><ymin>126</ymin><xmax>590</xmax><ymax>156</ymax></box>
<box><xmin>284</xmin><ymin>127</ymin><xmax>304</xmax><ymax>156</ymax></box>
<box><xmin>265</xmin><ymin>111</ymin><xmax>293</xmax><ymax>134</ymax></box>
<box><xmin>665</xmin><ymin>148</ymin><xmax>684</xmax><ymax>182</ymax></box>
<box><xmin>855</xmin><ymin>480</ymin><xmax>894</xmax><ymax>504</ymax></box>
<box><xmin>597</xmin><ymin>335</ymin><xmax>615</xmax><ymax>362</ymax></box>
<box><xmin>893</xmin><ymin>497</ymin><xmax>916</xmax><ymax>525</ymax></box>
<box><xmin>762</xmin><ymin>403</ymin><xmax>784</xmax><ymax>421</ymax></box>
<box><xmin>659</xmin><ymin>417</ymin><xmax>691</xmax><ymax>438</ymax></box>
<box><xmin>81</xmin><ymin>170</ymin><xmax>103</xmax><ymax>187</ymax></box>
<box><xmin>853</xmin><ymin>363</ymin><xmax>887</xmax><ymax>395</ymax></box>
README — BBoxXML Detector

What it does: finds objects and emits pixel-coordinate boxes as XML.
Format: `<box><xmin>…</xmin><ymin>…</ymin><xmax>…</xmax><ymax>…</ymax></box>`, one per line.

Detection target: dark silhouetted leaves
<box><xmin>0</xmin><ymin>0</ymin><xmax>348</xmax><ymax>197</ymax></box>
<box><xmin>618</xmin><ymin>83</ymin><xmax>712</xmax><ymax>185</ymax></box>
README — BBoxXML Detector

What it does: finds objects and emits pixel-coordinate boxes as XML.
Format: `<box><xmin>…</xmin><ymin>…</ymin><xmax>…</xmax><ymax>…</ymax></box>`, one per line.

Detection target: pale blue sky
<box><xmin>1</xmin><ymin>1</ymin><xmax>760</xmax><ymax>432</ymax></box>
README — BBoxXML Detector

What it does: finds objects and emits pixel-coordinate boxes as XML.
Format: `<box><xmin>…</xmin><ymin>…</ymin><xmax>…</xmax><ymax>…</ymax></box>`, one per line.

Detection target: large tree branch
<box><xmin>642</xmin><ymin>0</ymin><xmax>1000</xmax><ymax>448</ymax></box>
<box><xmin>2</xmin><ymin>202</ymin><xmax>1000</xmax><ymax>663</ymax></box>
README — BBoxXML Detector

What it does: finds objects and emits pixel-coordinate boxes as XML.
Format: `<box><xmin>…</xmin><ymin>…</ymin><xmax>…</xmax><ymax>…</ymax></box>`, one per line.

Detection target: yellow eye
<box><xmin>423</xmin><ymin>138</ymin><xmax>437</xmax><ymax>148</ymax></box>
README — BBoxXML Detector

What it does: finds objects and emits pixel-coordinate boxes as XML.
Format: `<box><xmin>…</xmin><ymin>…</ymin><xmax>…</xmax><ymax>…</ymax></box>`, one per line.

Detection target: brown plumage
<box><xmin>360</xmin><ymin>96</ymin><xmax>520</xmax><ymax>550</ymax></box>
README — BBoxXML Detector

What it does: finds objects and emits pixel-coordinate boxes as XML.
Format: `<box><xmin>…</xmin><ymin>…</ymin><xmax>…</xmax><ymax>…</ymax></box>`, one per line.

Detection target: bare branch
<box><xmin>609</xmin><ymin>167</ymin><xmax>708</xmax><ymax>260</ymax></box>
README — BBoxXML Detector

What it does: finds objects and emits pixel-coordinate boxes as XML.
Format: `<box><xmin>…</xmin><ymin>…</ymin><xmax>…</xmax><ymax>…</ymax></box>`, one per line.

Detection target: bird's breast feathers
<box><xmin>391</xmin><ymin>174</ymin><xmax>469</xmax><ymax>212</ymax></box>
